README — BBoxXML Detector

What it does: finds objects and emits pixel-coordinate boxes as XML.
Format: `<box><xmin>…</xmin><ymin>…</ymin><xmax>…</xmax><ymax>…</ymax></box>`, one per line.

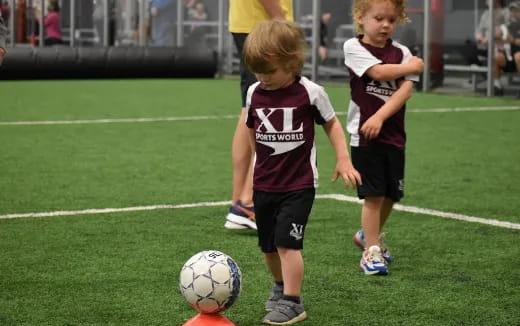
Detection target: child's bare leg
<box><xmin>264</xmin><ymin>252</ymin><xmax>283</xmax><ymax>282</ymax></box>
<box><xmin>361</xmin><ymin>196</ymin><xmax>385</xmax><ymax>248</ymax></box>
<box><xmin>277</xmin><ymin>248</ymin><xmax>303</xmax><ymax>296</ymax></box>
<box><xmin>379</xmin><ymin>197</ymin><xmax>395</xmax><ymax>230</ymax></box>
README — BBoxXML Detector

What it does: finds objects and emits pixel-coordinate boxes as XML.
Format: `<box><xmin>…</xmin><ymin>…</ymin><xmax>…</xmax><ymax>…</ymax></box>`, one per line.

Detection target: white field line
<box><xmin>0</xmin><ymin>115</ymin><xmax>239</xmax><ymax>126</ymax></box>
<box><xmin>407</xmin><ymin>106</ymin><xmax>520</xmax><ymax>113</ymax></box>
<box><xmin>0</xmin><ymin>201</ymin><xmax>231</xmax><ymax>219</ymax></box>
<box><xmin>1</xmin><ymin>194</ymin><xmax>519</xmax><ymax>230</ymax></box>
<box><xmin>0</xmin><ymin>106</ymin><xmax>518</xmax><ymax>126</ymax></box>
<box><xmin>316</xmin><ymin>194</ymin><xmax>520</xmax><ymax>230</ymax></box>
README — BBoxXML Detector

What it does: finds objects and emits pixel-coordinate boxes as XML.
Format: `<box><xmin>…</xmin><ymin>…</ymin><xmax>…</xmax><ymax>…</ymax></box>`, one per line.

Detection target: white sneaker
<box><xmin>353</xmin><ymin>230</ymin><xmax>392</xmax><ymax>263</ymax></box>
<box><xmin>224</xmin><ymin>220</ymin><xmax>248</xmax><ymax>229</ymax></box>
<box><xmin>224</xmin><ymin>200</ymin><xmax>257</xmax><ymax>230</ymax></box>
<box><xmin>360</xmin><ymin>245</ymin><xmax>388</xmax><ymax>275</ymax></box>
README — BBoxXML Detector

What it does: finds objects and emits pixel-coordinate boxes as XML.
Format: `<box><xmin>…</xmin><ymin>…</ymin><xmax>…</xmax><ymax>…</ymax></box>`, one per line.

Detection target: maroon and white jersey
<box><xmin>245</xmin><ymin>76</ymin><xmax>336</xmax><ymax>192</ymax></box>
<box><xmin>343</xmin><ymin>36</ymin><xmax>419</xmax><ymax>149</ymax></box>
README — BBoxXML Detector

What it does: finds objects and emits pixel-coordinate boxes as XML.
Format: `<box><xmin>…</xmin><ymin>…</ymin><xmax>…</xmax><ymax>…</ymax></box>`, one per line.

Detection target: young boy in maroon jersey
<box><xmin>344</xmin><ymin>0</ymin><xmax>424</xmax><ymax>275</ymax></box>
<box><xmin>243</xmin><ymin>20</ymin><xmax>361</xmax><ymax>324</ymax></box>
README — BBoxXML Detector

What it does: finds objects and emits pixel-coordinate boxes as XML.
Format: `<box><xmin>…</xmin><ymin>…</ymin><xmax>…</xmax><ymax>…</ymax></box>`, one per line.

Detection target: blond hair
<box><xmin>243</xmin><ymin>20</ymin><xmax>306</xmax><ymax>75</ymax></box>
<box><xmin>352</xmin><ymin>0</ymin><xmax>410</xmax><ymax>35</ymax></box>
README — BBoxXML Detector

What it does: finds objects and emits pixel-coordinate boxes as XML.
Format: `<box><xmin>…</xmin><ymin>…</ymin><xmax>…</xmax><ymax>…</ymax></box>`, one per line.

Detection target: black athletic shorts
<box><xmin>232</xmin><ymin>33</ymin><xmax>257</xmax><ymax>107</ymax></box>
<box><xmin>253</xmin><ymin>188</ymin><xmax>315</xmax><ymax>253</ymax></box>
<box><xmin>351</xmin><ymin>143</ymin><xmax>405</xmax><ymax>202</ymax></box>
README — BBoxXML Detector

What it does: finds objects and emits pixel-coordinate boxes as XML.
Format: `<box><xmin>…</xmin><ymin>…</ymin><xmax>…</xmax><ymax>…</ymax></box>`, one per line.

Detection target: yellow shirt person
<box><xmin>229</xmin><ymin>0</ymin><xmax>293</xmax><ymax>33</ymax></box>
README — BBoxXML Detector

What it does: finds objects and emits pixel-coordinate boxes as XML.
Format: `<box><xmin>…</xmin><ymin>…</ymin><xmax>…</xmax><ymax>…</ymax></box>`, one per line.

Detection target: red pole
<box><xmin>430</xmin><ymin>0</ymin><xmax>444</xmax><ymax>73</ymax></box>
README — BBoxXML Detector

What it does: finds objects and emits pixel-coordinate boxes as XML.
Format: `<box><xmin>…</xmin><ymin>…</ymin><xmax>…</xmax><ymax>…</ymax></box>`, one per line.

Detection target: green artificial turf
<box><xmin>0</xmin><ymin>78</ymin><xmax>519</xmax><ymax>325</ymax></box>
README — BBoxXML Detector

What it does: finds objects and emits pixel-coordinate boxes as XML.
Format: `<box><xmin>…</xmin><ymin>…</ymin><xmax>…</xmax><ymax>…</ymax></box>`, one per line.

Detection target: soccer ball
<box><xmin>179</xmin><ymin>250</ymin><xmax>242</xmax><ymax>314</ymax></box>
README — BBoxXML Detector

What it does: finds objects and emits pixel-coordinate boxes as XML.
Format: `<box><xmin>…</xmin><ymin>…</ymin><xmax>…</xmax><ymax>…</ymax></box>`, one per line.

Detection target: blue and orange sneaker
<box><xmin>353</xmin><ymin>230</ymin><xmax>392</xmax><ymax>263</ymax></box>
<box><xmin>224</xmin><ymin>200</ymin><xmax>257</xmax><ymax>230</ymax></box>
<box><xmin>360</xmin><ymin>245</ymin><xmax>388</xmax><ymax>275</ymax></box>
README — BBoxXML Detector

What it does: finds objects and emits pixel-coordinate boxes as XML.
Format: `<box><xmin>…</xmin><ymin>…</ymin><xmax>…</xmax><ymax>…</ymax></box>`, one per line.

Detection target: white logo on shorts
<box><xmin>398</xmin><ymin>179</ymin><xmax>404</xmax><ymax>191</ymax></box>
<box><xmin>289</xmin><ymin>223</ymin><xmax>304</xmax><ymax>240</ymax></box>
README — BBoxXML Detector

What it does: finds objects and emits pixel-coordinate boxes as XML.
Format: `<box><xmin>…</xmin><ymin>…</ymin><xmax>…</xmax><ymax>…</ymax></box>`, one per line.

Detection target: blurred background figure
<box><xmin>506</xmin><ymin>1</ymin><xmax>520</xmax><ymax>97</ymax></box>
<box><xmin>474</xmin><ymin>0</ymin><xmax>510</xmax><ymax>94</ymax></box>
<box><xmin>93</xmin><ymin>0</ymin><xmax>115</xmax><ymax>46</ymax></box>
<box><xmin>43</xmin><ymin>0</ymin><xmax>61</xmax><ymax>45</ymax></box>
<box><xmin>32</xmin><ymin>0</ymin><xmax>62</xmax><ymax>46</ymax></box>
<box><xmin>319</xmin><ymin>12</ymin><xmax>331</xmax><ymax>62</ymax></box>
<box><xmin>0</xmin><ymin>1</ymin><xmax>9</xmax><ymax>23</ymax></box>
<box><xmin>0</xmin><ymin>6</ymin><xmax>6</xmax><ymax>64</ymax></box>
<box><xmin>150</xmin><ymin>0</ymin><xmax>176</xmax><ymax>46</ymax></box>
<box><xmin>185</xmin><ymin>0</ymin><xmax>208</xmax><ymax>47</ymax></box>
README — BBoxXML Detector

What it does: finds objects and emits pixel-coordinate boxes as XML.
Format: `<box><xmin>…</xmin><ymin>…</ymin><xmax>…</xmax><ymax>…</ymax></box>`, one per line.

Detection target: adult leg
<box><xmin>515</xmin><ymin>51</ymin><xmax>520</xmax><ymax>97</ymax></box>
<box><xmin>225</xmin><ymin>33</ymin><xmax>256</xmax><ymax>229</ymax></box>
<box><xmin>494</xmin><ymin>51</ymin><xmax>506</xmax><ymax>94</ymax></box>
<box><xmin>231</xmin><ymin>32</ymin><xmax>256</xmax><ymax>207</ymax></box>
<box><xmin>231</xmin><ymin>111</ymin><xmax>254</xmax><ymax>206</ymax></box>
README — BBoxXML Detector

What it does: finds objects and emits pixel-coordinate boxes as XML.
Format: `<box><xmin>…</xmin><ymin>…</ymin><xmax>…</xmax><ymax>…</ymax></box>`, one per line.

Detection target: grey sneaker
<box><xmin>265</xmin><ymin>283</ymin><xmax>284</xmax><ymax>311</ymax></box>
<box><xmin>263</xmin><ymin>299</ymin><xmax>307</xmax><ymax>325</ymax></box>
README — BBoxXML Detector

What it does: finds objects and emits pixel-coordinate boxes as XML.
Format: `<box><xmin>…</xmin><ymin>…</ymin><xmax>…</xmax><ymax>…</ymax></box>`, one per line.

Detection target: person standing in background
<box><xmin>224</xmin><ymin>0</ymin><xmax>293</xmax><ymax>231</ymax></box>
<box><xmin>506</xmin><ymin>1</ymin><xmax>520</xmax><ymax>97</ymax></box>
<box><xmin>185</xmin><ymin>0</ymin><xmax>208</xmax><ymax>46</ymax></box>
<box><xmin>150</xmin><ymin>0</ymin><xmax>176</xmax><ymax>46</ymax></box>
<box><xmin>0</xmin><ymin>8</ymin><xmax>6</xmax><ymax>64</ymax></box>
<box><xmin>93</xmin><ymin>0</ymin><xmax>114</xmax><ymax>46</ymax></box>
<box><xmin>43</xmin><ymin>0</ymin><xmax>61</xmax><ymax>45</ymax></box>
<box><xmin>475</xmin><ymin>0</ymin><xmax>510</xmax><ymax>94</ymax></box>
<box><xmin>319</xmin><ymin>12</ymin><xmax>332</xmax><ymax>62</ymax></box>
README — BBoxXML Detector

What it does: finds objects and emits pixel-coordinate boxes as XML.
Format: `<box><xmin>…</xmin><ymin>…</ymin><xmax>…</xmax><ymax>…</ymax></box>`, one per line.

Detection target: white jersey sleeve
<box><xmin>343</xmin><ymin>38</ymin><xmax>382</xmax><ymax>77</ymax></box>
<box><xmin>299</xmin><ymin>76</ymin><xmax>336</xmax><ymax>123</ymax></box>
<box><xmin>393</xmin><ymin>41</ymin><xmax>420</xmax><ymax>82</ymax></box>
<box><xmin>245</xmin><ymin>81</ymin><xmax>261</xmax><ymax>123</ymax></box>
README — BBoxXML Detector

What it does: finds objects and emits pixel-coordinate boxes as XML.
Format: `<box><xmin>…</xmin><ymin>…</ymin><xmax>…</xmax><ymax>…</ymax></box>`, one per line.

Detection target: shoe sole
<box><xmin>226</xmin><ymin>212</ymin><xmax>257</xmax><ymax>230</ymax></box>
<box><xmin>224</xmin><ymin>220</ymin><xmax>248</xmax><ymax>229</ymax></box>
<box><xmin>263</xmin><ymin>311</ymin><xmax>307</xmax><ymax>325</ymax></box>
<box><xmin>359</xmin><ymin>265</ymin><xmax>388</xmax><ymax>275</ymax></box>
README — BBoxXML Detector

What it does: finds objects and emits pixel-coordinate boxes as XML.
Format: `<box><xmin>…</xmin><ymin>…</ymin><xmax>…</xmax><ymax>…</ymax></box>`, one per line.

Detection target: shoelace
<box><xmin>378</xmin><ymin>233</ymin><xmax>388</xmax><ymax>252</ymax></box>
<box><xmin>366</xmin><ymin>247</ymin><xmax>384</xmax><ymax>264</ymax></box>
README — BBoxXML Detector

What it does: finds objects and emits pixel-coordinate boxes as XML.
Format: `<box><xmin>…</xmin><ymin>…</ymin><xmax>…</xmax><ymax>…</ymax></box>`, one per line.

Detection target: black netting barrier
<box><xmin>0</xmin><ymin>46</ymin><xmax>217</xmax><ymax>79</ymax></box>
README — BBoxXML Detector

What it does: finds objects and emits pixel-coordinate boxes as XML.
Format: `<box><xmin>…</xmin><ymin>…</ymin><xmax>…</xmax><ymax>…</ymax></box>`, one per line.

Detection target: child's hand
<box><xmin>331</xmin><ymin>159</ymin><xmax>362</xmax><ymax>188</ymax></box>
<box><xmin>407</xmin><ymin>56</ymin><xmax>424</xmax><ymax>74</ymax></box>
<box><xmin>360</xmin><ymin>114</ymin><xmax>384</xmax><ymax>140</ymax></box>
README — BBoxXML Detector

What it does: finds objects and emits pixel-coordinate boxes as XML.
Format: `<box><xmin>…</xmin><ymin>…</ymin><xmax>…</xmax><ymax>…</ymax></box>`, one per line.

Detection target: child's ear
<box><xmin>354</xmin><ymin>15</ymin><xmax>363</xmax><ymax>27</ymax></box>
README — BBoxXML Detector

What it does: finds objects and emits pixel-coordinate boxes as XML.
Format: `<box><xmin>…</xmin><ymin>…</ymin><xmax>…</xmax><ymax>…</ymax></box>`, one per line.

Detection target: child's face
<box><xmin>254</xmin><ymin>65</ymin><xmax>295</xmax><ymax>91</ymax></box>
<box><xmin>356</xmin><ymin>0</ymin><xmax>398</xmax><ymax>47</ymax></box>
